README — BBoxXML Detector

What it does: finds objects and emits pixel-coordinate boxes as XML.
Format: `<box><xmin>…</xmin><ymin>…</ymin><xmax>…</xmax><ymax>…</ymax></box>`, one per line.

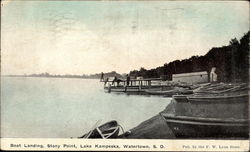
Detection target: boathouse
<box><xmin>172</xmin><ymin>71</ymin><xmax>208</xmax><ymax>84</ymax></box>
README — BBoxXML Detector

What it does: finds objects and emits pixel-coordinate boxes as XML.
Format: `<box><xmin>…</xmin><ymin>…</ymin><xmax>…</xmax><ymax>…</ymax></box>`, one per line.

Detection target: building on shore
<box><xmin>172</xmin><ymin>71</ymin><xmax>209</xmax><ymax>84</ymax></box>
<box><xmin>172</xmin><ymin>67</ymin><xmax>218</xmax><ymax>84</ymax></box>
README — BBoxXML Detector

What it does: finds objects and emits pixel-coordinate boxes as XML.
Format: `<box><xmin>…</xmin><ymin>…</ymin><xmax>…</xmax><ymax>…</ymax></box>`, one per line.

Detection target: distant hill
<box><xmin>129</xmin><ymin>31</ymin><xmax>249</xmax><ymax>82</ymax></box>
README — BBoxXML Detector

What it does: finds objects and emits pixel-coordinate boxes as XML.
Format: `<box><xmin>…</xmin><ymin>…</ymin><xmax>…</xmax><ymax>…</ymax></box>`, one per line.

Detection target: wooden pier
<box><xmin>100</xmin><ymin>78</ymin><xmax>166</xmax><ymax>93</ymax></box>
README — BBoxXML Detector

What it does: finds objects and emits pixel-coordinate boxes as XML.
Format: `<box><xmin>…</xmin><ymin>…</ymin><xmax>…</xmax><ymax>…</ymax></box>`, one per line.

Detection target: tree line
<box><xmin>129</xmin><ymin>31</ymin><xmax>249</xmax><ymax>82</ymax></box>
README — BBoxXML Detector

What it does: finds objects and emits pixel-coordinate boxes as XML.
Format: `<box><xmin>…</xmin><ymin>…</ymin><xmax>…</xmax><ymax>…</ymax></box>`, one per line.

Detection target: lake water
<box><xmin>1</xmin><ymin>77</ymin><xmax>171</xmax><ymax>138</ymax></box>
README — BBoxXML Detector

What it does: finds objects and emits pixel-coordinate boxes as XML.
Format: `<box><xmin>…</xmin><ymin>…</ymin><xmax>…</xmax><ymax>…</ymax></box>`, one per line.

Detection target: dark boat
<box><xmin>145</xmin><ymin>89</ymin><xmax>179</xmax><ymax>96</ymax></box>
<box><xmin>161</xmin><ymin>113</ymin><xmax>248</xmax><ymax>138</ymax></box>
<box><xmin>80</xmin><ymin>120</ymin><xmax>121</xmax><ymax>139</ymax></box>
<box><xmin>145</xmin><ymin>87</ymin><xmax>193</xmax><ymax>96</ymax></box>
<box><xmin>160</xmin><ymin>83</ymin><xmax>249</xmax><ymax>138</ymax></box>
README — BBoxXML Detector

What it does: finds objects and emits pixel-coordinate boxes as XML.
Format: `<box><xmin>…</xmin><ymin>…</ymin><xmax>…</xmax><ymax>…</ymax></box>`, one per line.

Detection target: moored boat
<box><xmin>104</xmin><ymin>84</ymin><xmax>173</xmax><ymax>94</ymax></box>
<box><xmin>160</xmin><ymin>113</ymin><xmax>249</xmax><ymax>138</ymax></box>
<box><xmin>144</xmin><ymin>87</ymin><xmax>193</xmax><ymax>96</ymax></box>
<box><xmin>80</xmin><ymin>120</ymin><xmax>121</xmax><ymax>139</ymax></box>
<box><xmin>102</xmin><ymin>77</ymin><xmax>171</xmax><ymax>94</ymax></box>
<box><xmin>160</xmin><ymin>83</ymin><xmax>249</xmax><ymax>138</ymax></box>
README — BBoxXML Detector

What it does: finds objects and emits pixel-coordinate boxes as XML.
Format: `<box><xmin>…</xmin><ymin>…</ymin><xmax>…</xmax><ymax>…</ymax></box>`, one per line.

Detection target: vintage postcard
<box><xmin>1</xmin><ymin>0</ymin><xmax>249</xmax><ymax>151</ymax></box>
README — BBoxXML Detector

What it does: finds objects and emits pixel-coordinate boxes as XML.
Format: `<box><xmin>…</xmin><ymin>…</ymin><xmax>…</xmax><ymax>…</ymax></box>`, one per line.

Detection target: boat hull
<box><xmin>81</xmin><ymin>121</ymin><xmax>120</xmax><ymax>139</ymax></box>
<box><xmin>161</xmin><ymin>114</ymin><xmax>249</xmax><ymax>138</ymax></box>
<box><xmin>87</xmin><ymin>128</ymin><xmax>119</xmax><ymax>138</ymax></box>
<box><xmin>172</xmin><ymin>94</ymin><xmax>248</xmax><ymax>119</ymax></box>
<box><xmin>145</xmin><ymin>89</ymin><xmax>193</xmax><ymax>96</ymax></box>
<box><xmin>161</xmin><ymin>88</ymin><xmax>249</xmax><ymax>138</ymax></box>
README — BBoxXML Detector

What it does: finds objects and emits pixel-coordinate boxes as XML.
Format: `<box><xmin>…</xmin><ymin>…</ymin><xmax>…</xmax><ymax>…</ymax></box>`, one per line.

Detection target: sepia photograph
<box><xmin>1</xmin><ymin>0</ymin><xmax>249</xmax><ymax>151</ymax></box>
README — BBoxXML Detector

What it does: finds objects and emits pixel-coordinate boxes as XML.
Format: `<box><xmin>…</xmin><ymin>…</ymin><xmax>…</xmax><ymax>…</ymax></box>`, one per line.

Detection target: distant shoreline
<box><xmin>1</xmin><ymin>75</ymin><xmax>99</xmax><ymax>80</ymax></box>
<box><xmin>1</xmin><ymin>71</ymin><xmax>122</xmax><ymax>80</ymax></box>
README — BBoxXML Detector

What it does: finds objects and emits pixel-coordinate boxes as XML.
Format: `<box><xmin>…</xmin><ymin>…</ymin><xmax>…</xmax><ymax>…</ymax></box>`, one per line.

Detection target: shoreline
<box><xmin>119</xmin><ymin>113</ymin><xmax>176</xmax><ymax>139</ymax></box>
<box><xmin>119</xmin><ymin>103</ymin><xmax>176</xmax><ymax>139</ymax></box>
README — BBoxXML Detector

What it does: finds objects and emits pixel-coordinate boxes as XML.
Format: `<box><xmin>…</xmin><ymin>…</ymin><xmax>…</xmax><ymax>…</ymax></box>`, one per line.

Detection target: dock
<box><xmin>100</xmin><ymin>77</ymin><xmax>172</xmax><ymax>93</ymax></box>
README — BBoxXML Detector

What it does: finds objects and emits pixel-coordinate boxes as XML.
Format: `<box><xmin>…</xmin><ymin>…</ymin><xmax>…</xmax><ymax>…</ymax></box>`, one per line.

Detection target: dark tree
<box><xmin>128</xmin><ymin>31</ymin><xmax>249</xmax><ymax>82</ymax></box>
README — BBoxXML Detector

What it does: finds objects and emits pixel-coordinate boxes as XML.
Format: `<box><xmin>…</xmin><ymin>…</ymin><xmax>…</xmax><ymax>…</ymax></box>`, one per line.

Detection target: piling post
<box><xmin>108</xmin><ymin>84</ymin><xmax>111</xmax><ymax>93</ymax></box>
<box><xmin>148</xmin><ymin>80</ymin><xmax>151</xmax><ymax>89</ymax></box>
<box><xmin>139</xmin><ymin>80</ymin><xmax>142</xmax><ymax>91</ymax></box>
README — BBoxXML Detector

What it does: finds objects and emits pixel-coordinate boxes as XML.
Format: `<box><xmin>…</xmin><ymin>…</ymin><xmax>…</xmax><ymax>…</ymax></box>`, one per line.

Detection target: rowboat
<box><xmin>145</xmin><ymin>87</ymin><xmax>193</xmax><ymax>96</ymax></box>
<box><xmin>161</xmin><ymin>83</ymin><xmax>249</xmax><ymax>138</ymax></box>
<box><xmin>145</xmin><ymin>89</ymin><xmax>179</xmax><ymax>96</ymax></box>
<box><xmin>193</xmin><ymin>82</ymin><xmax>248</xmax><ymax>94</ymax></box>
<box><xmin>172</xmin><ymin>94</ymin><xmax>248</xmax><ymax>119</ymax></box>
<box><xmin>161</xmin><ymin>113</ymin><xmax>249</xmax><ymax>138</ymax></box>
<box><xmin>80</xmin><ymin>120</ymin><xmax>121</xmax><ymax>139</ymax></box>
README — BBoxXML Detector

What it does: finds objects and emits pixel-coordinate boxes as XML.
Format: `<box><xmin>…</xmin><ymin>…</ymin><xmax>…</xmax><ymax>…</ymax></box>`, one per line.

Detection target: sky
<box><xmin>1</xmin><ymin>1</ymin><xmax>249</xmax><ymax>75</ymax></box>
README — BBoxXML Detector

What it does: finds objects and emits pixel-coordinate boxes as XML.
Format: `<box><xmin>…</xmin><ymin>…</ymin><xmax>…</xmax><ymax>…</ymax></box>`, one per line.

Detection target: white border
<box><xmin>1</xmin><ymin>138</ymin><xmax>249</xmax><ymax>151</ymax></box>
